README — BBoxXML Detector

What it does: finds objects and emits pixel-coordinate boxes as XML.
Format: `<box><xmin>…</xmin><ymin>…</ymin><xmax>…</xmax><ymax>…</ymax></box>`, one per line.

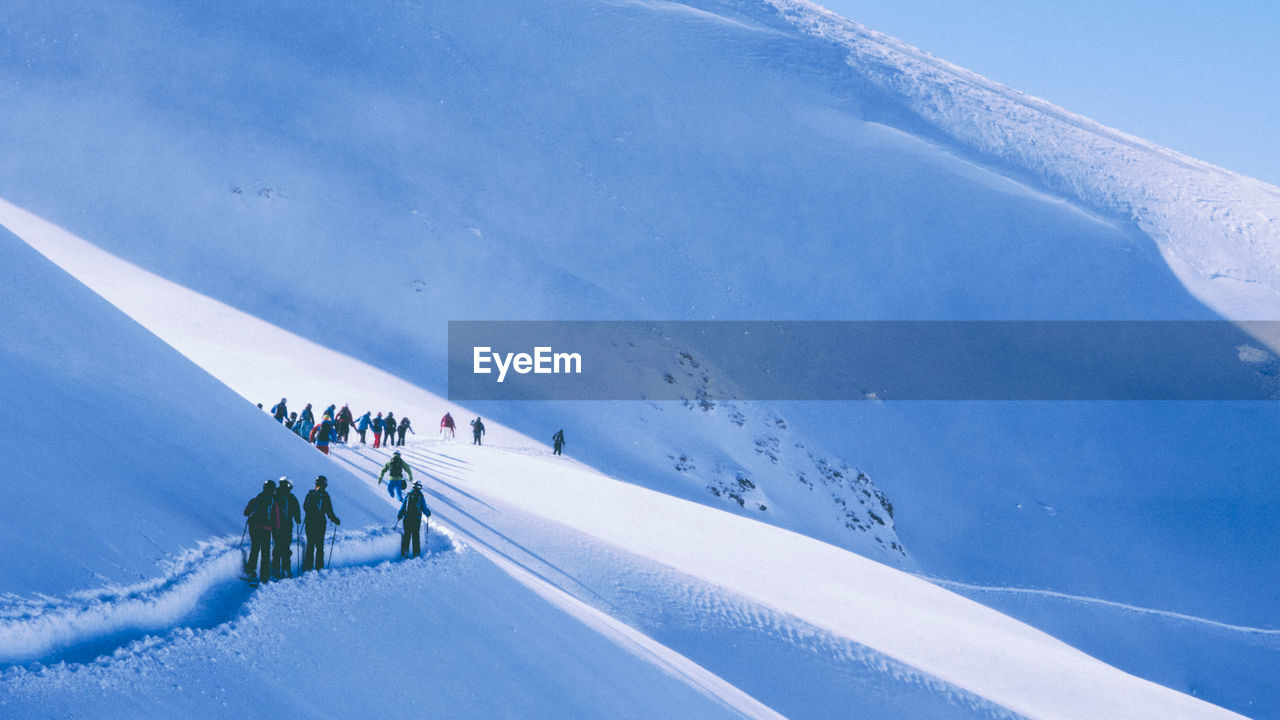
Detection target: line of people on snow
<box><xmin>269</xmin><ymin>398</ymin><xmax>415</xmax><ymax>454</ymax></box>
<box><xmin>269</xmin><ymin>401</ymin><xmax>568</xmax><ymax>460</ymax></box>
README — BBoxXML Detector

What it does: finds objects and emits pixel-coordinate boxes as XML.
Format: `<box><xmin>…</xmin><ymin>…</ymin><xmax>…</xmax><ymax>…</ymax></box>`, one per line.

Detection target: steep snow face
<box><xmin>0</xmin><ymin>227</ymin><xmax>389</xmax><ymax>598</ymax></box>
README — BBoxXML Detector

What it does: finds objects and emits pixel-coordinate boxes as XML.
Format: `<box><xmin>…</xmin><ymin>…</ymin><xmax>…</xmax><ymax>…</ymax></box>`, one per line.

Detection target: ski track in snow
<box><xmin>921</xmin><ymin>578</ymin><xmax>1280</xmax><ymax>639</ymax></box>
<box><xmin>0</xmin><ymin>524</ymin><xmax>456</xmax><ymax>667</ymax></box>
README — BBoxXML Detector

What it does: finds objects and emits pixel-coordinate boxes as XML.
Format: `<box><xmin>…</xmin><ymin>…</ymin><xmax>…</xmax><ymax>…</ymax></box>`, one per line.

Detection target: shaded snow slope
<box><xmin>0</xmin><ymin>548</ymin><xmax>777</xmax><ymax>720</ymax></box>
<box><xmin>0</xmin><ymin>226</ymin><xmax>388</xmax><ymax>598</ymax></box>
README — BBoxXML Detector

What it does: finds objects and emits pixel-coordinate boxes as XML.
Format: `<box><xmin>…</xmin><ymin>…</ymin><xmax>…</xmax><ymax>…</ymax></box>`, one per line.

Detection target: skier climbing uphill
<box><xmin>379</xmin><ymin>450</ymin><xmax>413</xmax><ymax>501</ymax></box>
<box><xmin>398</xmin><ymin>481</ymin><xmax>431</xmax><ymax>558</ymax></box>
<box><xmin>271</xmin><ymin>478</ymin><xmax>302</xmax><ymax>579</ymax></box>
<box><xmin>243</xmin><ymin>479</ymin><xmax>276</xmax><ymax>584</ymax></box>
<box><xmin>302</xmin><ymin>475</ymin><xmax>341</xmax><ymax>572</ymax></box>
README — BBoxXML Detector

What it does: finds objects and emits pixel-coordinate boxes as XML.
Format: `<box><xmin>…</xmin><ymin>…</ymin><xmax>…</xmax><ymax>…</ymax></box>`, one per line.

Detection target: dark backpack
<box><xmin>404</xmin><ymin>490</ymin><xmax>426</xmax><ymax>521</ymax></box>
<box><xmin>304</xmin><ymin>490</ymin><xmax>321</xmax><ymax>516</ymax></box>
<box><xmin>247</xmin><ymin>493</ymin><xmax>272</xmax><ymax>525</ymax></box>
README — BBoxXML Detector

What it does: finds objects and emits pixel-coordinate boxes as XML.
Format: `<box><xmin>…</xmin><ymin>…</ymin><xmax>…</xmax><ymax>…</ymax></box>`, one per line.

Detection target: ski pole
<box><xmin>328</xmin><ymin>523</ymin><xmax>337</xmax><ymax>567</ymax></box>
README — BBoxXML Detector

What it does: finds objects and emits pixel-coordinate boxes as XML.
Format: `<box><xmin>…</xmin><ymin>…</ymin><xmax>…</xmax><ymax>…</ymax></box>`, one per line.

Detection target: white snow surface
<box><xmin>2</xmin><ymin>0</ymin><xmax>1278</xmax><ymax>717</ymax></box>
<box><xmin>0</xmin><ymin>203</ymin><xmax>1248</xmax><ymax>719</ymax></box>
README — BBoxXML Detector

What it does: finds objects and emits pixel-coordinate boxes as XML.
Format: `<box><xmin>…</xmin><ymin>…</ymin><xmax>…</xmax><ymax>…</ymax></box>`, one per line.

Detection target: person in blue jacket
<box><xmin>355</xmin><ymin>411</ymin><xmax>373</xmax><ymax>444</ymax></box>
<box><xmin>397</xmin><ymin>481</ymin><xmax>431</xmax><ymax>558</ymax></box>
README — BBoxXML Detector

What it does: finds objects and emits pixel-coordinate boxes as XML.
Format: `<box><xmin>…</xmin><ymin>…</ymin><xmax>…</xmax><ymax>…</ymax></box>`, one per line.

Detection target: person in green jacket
<box><xmin>379</xmin><ymin>450</ymin><xmax>412</xmax><ymax>501</ymax></box>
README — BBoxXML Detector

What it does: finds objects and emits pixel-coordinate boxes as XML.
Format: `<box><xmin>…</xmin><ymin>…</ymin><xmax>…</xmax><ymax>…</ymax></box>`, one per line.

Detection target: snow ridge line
<box><xmin>762</xmin><ymin>0</ymin><xmax>1280</xmax><ymax>301</ymax></box>
<box><xmin>0</xmin><ymin>526</ymin><xmax>453</xmax><ymax>666</ymax></box>
<box><xmin>923</xmin><ymin>577</ymin><xmax>1280</xmax><ymax>637</ymax></box>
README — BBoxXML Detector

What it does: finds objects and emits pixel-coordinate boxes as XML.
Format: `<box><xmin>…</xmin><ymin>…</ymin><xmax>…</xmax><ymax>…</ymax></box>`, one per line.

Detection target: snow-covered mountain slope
<box><xmin>0</xmin><ymin>225</ymin><xmax>388</xmax><ymax>598</ymax></box>
<box><xmin>0</xmin><ymin>247</ymin><xmax>1250</xmax><ymax>719</ymax></box>
<box><xmin>0</xmin><ymin>208</ymin><xmax>1261</xmax><ymax>719</ymax></box>
<box><xmin>763</xmin><ymin>0</ymin><xmax>1280</xmax><ymax>317</ymax></box>
<box><xmin>0</xmin><ymin>197</ymin><xmax>909</xmax><ymax>565</ymax></box>
<box><xmin>2</xmin><ymin>0</ymin><xmax>1279</xmax><ymax>716</ymax></box>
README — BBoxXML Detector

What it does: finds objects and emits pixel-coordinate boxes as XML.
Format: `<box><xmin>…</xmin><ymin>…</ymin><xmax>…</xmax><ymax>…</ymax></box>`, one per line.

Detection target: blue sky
<box><xmin>818</xmin><ymin>1</ymin><xmax>1280</xmax><ymax>186</ymax></box>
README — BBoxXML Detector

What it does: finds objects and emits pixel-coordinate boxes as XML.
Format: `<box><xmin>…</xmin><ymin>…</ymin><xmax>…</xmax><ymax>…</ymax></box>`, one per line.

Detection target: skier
<box><xmin>302</xmin><ymin>475</ymin><xmax>341</xmax><ymax>572</ymax></box>
<box><xmin>242</xmin><ymin>480</ymin><xmax>276</xmax><ymax>583</ymax></box>
<box><xmin>299</xmin><ymin>403</ymin><xmax>315</xmax><ymax>426</ymax></box>
<box><xmin>398</xmin><ymin>481</ymin><xmax>432</xmax><ymax>558</ymax></box>
<box><xmin>355</xmin><ymin>411</ymin><xmax>373</xmax><ymax>444</ymax></box>
<box><xmin>286</xmin><ymin>411</ymin><xmax>298</xmax><ymax>431</ymax></box>
<box><xmin>312</xmin><ymin>416</ymin><xmax>336</xmax><ymax>455</ymax></box>
<box><xmin>440</xmin><ymin>412</ymin><xmax>455</xmax><ymax>440</ymax></box>
<box><xmin>470</xmin><ymin>417</ymin><xmax>485</xmax><ymax>446</ymax></box>
<box><xmin>552</xmin><ymin>428</ymin><xmax>565</xmax><ymax>456</ymax></box>
<box><xmin>271</xmin><ymin>397</ymin><xmax>288</xmax><ymax>424</ymax></box>
<box><xmin>384</xmin><ymin>412</ymin><xmax>396</xmax><ymax>449</ymax></box>
<box><xmin>271</xmin><ymin>478</ymin><xmax>302</xmax><ymax>579</ymax></box>
<box><xmin>336</xmin><ymin>404</ymin><xmax>355</xmax><ymax>444</ymax></box>
<box><xmin>372</xmin><ymin>412</ymin><xmax>385</xmax><ymax>449</ymax></box>
<box><xmin>396</xmin><ymin>416</ymin><xmax>414</xmax><ymax>446</ymax></box>
<box><xmin>296</xmin><ymin>412</ymin><xmax>315</xmax><ymax>441</ymax></box>
<box><xmin>379</xmin><ymin>450</ymin><xmax>412</xmax><ymax>501</ymax></box>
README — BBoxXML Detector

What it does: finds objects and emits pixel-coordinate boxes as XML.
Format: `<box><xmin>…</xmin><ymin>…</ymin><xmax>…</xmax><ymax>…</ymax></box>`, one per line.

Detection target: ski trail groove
<box><xmin>0</xmin><ymin>527</ymin><xmax>455</xmax><ymax>667</ymax></box>
<box><xmin>922</xmin><ymin>577</ymin><xmax>1280</xmax><ymax>637</ymax></box>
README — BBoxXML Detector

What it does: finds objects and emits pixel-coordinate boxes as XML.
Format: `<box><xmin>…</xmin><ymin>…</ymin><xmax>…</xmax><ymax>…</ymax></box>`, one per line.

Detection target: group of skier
<box><xmin>242</xmin><ymin>471</ymin><xmax>432</xmax><ymax>583</ymax></box>
<box><xmin>242</xmin><ymin>475</ymin><xmax>341</xmax><ymax>583</ymax></box>
<box><xmin>269</xmin><ymin>398</ymin><xmax>415</xmax><ymax>454</ymax></box>
<box><xmin>267</xmin><ymin>400</ymin><xmax>571</xmax><ymax>463</ymax></box>
<box><xmin>242</xmin><ymin>407</ymin><xmax>571</xmax><ymax>584</ymax></box>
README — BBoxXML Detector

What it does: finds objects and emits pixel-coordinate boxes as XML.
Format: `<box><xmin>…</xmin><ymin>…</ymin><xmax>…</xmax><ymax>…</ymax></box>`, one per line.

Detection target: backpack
<box><xmin>404</xmin><ymin>490</ymin><xmax>425</xmax><ymax>521</ymax></box>
<box><xmin>248</xmin><ymin>492</ymin><xmax>272</xmax><ymax>525</ymax></box>
<box><xmin>304</xmin><ymin>490</ymin><xmax>320</xmax><ymax>516</ymax></box>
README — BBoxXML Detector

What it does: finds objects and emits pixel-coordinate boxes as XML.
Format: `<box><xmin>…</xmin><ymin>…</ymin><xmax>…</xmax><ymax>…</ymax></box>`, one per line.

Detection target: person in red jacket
<box><xmin>440</xmin><ymin>412</ymin><xmax>456</xmax><ymax>440</ymax></box>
